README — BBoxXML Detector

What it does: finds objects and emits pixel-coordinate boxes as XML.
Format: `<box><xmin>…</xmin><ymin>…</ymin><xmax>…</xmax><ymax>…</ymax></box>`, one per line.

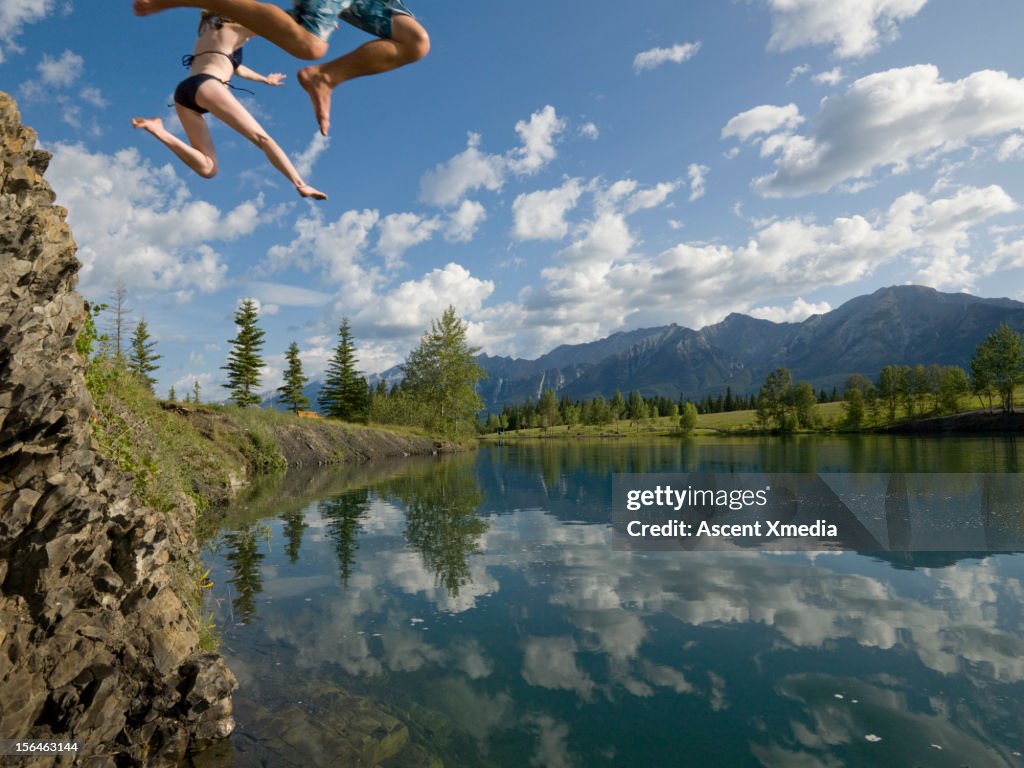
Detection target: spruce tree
<box><xmin>402</xmin><ymin>306</ymin><xmax>484</xmax><ymax>438</ymax></box>
<box><xmin>127</xmin><ymin>318</ymin><xmax>161</xmax><ymax>392</ymax></box>
<box><xmin>193</xmin><ymin>379</ymin><xmax>202</xmax><ymax>404</ymax></box>
<box><xmin>168</xmin><ymin>385</ymin><xmax>176</xmax><ymax>402</ymax></box>
<box><xmin>222</xmin><ymin>299</ymin><xmax>265</xmax><ymax>407</ymax></box>
<box><xmin>278</xmin><ymin>341</ymin><xmax>311</xmax><ymax>414</ymax></box>
<box><xmin>318</xmin><ymin>318</ymin><xmax>367</xmax><ymax>421</ymax></box>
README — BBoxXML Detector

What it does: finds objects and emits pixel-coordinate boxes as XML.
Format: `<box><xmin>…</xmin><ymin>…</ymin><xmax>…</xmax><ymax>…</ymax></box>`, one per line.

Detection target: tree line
<box><xmin>753</xmin><ymin>323</ymin><xmax>1024</xmax><ymax>431</ymax></box>
<box><xmin>79</xmin><ymin>282</ymin><xmax>486</xmax><ymax>440</ymax></box>
<box><xmin>222</xmin><ymin>300</ymin><xmax>484</xmax><ymax>439</ymax></box>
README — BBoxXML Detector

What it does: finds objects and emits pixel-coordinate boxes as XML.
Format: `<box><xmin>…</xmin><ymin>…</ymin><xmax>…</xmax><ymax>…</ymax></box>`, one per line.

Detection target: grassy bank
<box><xmin>87</xmin><ymin>362</ymin><xmax>454</xmax><ymax>514</ymax></box>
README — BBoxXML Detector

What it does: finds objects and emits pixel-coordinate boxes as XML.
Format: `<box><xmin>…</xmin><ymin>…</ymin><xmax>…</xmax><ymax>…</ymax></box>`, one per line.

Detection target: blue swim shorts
<box><xmin>288</xmin><ymin>0</ymin><xmax>414</xmax><ymax>42</ymax></box>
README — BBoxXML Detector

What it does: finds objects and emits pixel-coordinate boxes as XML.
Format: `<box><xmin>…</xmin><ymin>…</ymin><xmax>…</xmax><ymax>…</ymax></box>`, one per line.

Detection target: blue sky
<box><xmin>5</xmin><ymin>0</ymin><xmax>1024</xmax><ymax>398</ymax></box>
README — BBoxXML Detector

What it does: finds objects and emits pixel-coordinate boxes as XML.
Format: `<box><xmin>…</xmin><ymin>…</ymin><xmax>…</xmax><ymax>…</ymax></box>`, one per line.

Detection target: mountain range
<box><xmin>282</xmin><ymin>286</ymin><xmax>1024</xmax><ymax>411</ymax></box>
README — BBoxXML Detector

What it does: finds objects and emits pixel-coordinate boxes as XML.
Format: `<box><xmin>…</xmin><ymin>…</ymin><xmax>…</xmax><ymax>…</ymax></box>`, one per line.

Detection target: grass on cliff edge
<box><xmin>86</xmin><ymin>360</ymin><xmax>256</xmax><ymax>516</ymax></box>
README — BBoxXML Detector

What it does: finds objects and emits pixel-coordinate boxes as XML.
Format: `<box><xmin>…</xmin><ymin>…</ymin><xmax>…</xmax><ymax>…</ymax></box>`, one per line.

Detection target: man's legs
<box><xmin>297</xmin><ymin>13</ymin><xmax>429</xmax><ymax>135</ymax></box>
<box><xmin>133</xmin><ymin>0</ymin><xmax>329</xmax><ymax>59</ymax></box>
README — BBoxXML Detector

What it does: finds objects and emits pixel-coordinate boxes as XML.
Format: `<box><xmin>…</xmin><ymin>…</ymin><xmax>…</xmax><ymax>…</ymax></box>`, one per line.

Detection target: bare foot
<box><xmin>131</xmin><ymin>116</ymin><xmax>164</xmax><ymax>135</ymax></box>
<box><xmin>297</xmin><ymin>183</ymin><xmax>327</xmax><ymax>200</ymax></box>
<box><xmin>133</xmin><ymin>0</ymin><xmax>180</xmax><ymax>16</ymax></box>
<box><xmin>298</xmin><ymin>66</ymin><xmax>333</xmax><ymax>136</ymax></box>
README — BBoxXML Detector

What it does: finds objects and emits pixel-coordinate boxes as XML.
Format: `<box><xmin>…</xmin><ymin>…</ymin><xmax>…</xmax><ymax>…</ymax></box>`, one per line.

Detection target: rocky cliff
<box><xmin>0</xmin><ymin>93</ymin><xmax>235</xmax><ymax>765</ymax></box>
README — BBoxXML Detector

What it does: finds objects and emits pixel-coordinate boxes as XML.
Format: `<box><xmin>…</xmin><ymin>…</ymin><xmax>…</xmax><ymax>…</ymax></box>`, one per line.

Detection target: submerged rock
<box><xmin>232</xmin><ymin>682</ymin><xmax>411</xmax><ymax>767</ymax></box>
<box><xmin>0</xmin><ymin>92</ymin><xmax>235</xmax><ymax>765</ymax></box>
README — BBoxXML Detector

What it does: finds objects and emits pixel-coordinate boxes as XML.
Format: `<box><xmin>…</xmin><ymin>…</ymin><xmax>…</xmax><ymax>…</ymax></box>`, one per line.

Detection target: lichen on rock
<box><xmin>0</xmin><ymin>91</ymin><xmax>236</xmax><ymax>766</ymax></box>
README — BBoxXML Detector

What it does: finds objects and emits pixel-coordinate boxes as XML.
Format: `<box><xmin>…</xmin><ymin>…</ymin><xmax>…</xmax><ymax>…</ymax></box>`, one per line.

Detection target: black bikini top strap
<box><xmin>182</xmin><ymin>50</ymin><xmax>241</xmax><ymax>68</ymax></box>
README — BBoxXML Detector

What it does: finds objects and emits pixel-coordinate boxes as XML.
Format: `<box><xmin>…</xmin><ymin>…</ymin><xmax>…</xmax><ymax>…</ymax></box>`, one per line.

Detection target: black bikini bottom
<box><xmin>173</xmin><ymin>74</ymin><xmax>224</xmax><ymax>115</ymax></box>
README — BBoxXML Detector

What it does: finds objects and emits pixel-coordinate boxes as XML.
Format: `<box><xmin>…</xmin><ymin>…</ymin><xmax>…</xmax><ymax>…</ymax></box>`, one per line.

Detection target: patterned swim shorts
<box><xmin>288</xmin><ymin>0</ymin><xmax>414</xmax><ymax>42</ymax></box>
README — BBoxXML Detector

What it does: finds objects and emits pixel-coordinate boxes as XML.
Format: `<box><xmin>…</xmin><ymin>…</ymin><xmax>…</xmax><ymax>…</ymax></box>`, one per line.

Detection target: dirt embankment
<box><xmin>259</xmin><ymin>417</ymin><xmax>453</xmax><ymax>465</ymax></box>
<box><xmin>162</xmin><ymin>403</ymin><xmax>460</xmax><ymax>507</ymax></box>
<box><xmin>884</xmin><ymin>410</ymin><xmax>1024</xmax><ymax>434</ymax></box>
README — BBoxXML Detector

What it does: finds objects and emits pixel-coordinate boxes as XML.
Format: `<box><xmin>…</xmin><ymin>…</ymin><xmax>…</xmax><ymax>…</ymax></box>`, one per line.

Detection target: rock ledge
<box><xmin>0</xmin><ymin>92</ymin><xmax>235</xmax><ymax>767</ymax></box>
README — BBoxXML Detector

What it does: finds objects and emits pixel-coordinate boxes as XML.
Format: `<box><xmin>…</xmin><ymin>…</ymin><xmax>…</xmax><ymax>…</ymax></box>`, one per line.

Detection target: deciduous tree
<box><xmin>402</xmin><ymin>306</ymin><xmax>484</xmax><ymax>438</ymax></box>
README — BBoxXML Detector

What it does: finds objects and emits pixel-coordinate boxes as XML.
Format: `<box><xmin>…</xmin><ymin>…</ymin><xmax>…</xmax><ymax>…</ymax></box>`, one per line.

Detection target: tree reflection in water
<box><xmin>222</xmin><ymin>523</ymin><xmax>269</xmax><ymax>624</ymax></box>
<box><xmin>280</xmin><ymin>507</ymin><xmax>309</xmax><ymax>564</ymax></box>
<box><xmin>377</xmin><ymin>455</ymin><xmax>487</xmax><ymax>598</ymax></box>
<box><xmin>318</xmin><ymin>489</ymin><xmax>371</xmax><ymax>586</ymax></box>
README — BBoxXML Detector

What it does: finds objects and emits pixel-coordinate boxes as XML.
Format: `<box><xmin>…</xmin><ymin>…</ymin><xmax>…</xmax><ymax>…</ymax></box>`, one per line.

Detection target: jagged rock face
<box><xmin>0</xmin><ymin>92</ymin><xmax>235</xmax><ymax>766</ymax></box>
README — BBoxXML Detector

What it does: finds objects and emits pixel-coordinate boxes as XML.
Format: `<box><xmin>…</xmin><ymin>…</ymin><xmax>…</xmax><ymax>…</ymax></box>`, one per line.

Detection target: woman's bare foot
<box><xmin>297</xmin><ymin>183</ymin><xmax>327</xmax><ymax>200</ymax></box>
<box><xmin>298</xmin><ymin>66</ymin><xmax>333</xmax><ymax>136</ymax></box>
<box><xmin>131</xmin><ymin>116</ymin><xmax>164</xmax><ymax>135</ymax></box>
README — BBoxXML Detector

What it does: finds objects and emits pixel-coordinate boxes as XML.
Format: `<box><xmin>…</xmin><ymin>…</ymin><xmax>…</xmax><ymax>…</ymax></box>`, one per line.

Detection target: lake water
<box><xmin>196</xmin><ymin>436</ymin><xmax>1024</xmax><ymax>767</ymax></box>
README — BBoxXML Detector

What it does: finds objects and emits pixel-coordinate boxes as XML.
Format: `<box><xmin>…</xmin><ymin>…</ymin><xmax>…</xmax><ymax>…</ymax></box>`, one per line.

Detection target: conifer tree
<box><xmin>193</xmin><ymin>379</ymin><xmax>202</xmax><ymax>404</ymax></box>
<box><xmin>168</xmin><ymin>385</ymin><xmax>176</xmax><ymax>402</ymax></box>
<box><xmin>222</xmin><ymin>299</ymin><xmax>265</xmax><ymax>407</ymax></box>
<box><xmin>278</xmin><ymin>341</ymin><xmax>310</xmax><ymax>414</ymax></box>
<box><xmin>127</xmin><ymin>318</ymin><xmax>161</xmax><ymax>392</ymax></box>
<box><xmin>402</xmin><ymin>306</ymin><xmax>484</xmax><ymax>438</ymax></box>
<box><xmin>318</xmin><ymin>318</ymin><xmax>367</xmax><ymax>421</ymax></box>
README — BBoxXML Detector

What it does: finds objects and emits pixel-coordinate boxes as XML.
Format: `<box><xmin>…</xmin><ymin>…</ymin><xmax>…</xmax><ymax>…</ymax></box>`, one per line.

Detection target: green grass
<box><xmin>87</xmin><ymin>362</ymin><xmax>243</xmax><ymax>515</ymax></box>
<box><xmin>478</xmin><ymin>391</ymin><xmax>1023</xmax><ymax>440</ymax></box>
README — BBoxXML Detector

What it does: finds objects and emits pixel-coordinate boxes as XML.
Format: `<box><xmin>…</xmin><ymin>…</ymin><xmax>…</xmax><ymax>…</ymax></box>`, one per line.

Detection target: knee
<box><xmin>199</xmin><ymin>163</ymin><xmax>218</xmax><ymax>179</ymax></box>
<box><xmin>299</xmin><ymin>38</ymin><xmax>329</xmax><ymax>60</ymax></box>
<box><xmin>406</xmin><ymin>28</ymin><xmax>430</xmax><ymax>62</ymax></box>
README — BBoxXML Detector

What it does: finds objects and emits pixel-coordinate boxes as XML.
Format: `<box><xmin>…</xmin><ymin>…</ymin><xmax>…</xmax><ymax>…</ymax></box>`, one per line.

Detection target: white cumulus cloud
<box><xmin>633</xmin><ymin>42</ymin><xmax>702</xmax><ymax>73</ymax></box>
<box><xmin>722</xmin><ymin>104</ymin><xmax>804</xmax><ymax>142</ymax></box>
<box><xmin>445</xmin><ymin>199</ymin><xmax>487</xmax><ymax>243</ymax></box>
<box><xmin>687</xmin><ymin>164</ymin><xmax>709</xmax><ymax>202</ymax></box>
<box><xmin>0</xmin><ymin>0</ymin><xmax>59</xmax><ymax>62</ymax></box>
<box><xmin>750</xmin><ymin>66</ymin><xmax>1024</xmax><ymax>197</ymax></box>
<box><xmin>512</xmin><ymin>179</ymin><xmax>584</xmax><ymax>241</ymax></box>
<box><xmin>507</xmin><ymin>105</ymin><xmax>567</xmax><ymax>176</ymax></box>
<box><xmin>419</xmin><ymin>106</ymin><xmax>567</xmax><ymax>206</ymax></box>
<box><xmin>418</xmin><ymin>132</ymin><xmax>506</xmax><ymax>207</ymax></box>
<box><xmin>48</xmin><ymin>143</ymin><xmax>264</xmax><ymax>296</ymax></box>
<box><xmin>764</xmin><ymin>0</ymin><xmax>929</xmax><ymax>59</ymax></box>
<box><xmin>750</xmin><ymin>298</ymin><xmax>833</xmax><ymax>322</ymax></box>
<box><xmin>376</xmin><ymin>212</ymin><xmax>442</xmax><ymax>268</ymax></box>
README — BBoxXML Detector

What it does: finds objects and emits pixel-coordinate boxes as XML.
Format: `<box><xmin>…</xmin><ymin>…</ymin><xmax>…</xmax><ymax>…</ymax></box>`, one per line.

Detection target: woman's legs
<box><xmin>133</xmin><ymin>0</ymin><xmax>328</xmax><ymax>59</ymax></box>
<box><xmin>132</xmin><ymin>106</ymin><xmax>218</xmax><ymax>178</ymax></box>
<box><xmin>195</xmin><ymin>81</ymin><xmax>327</xmax><ymax>199</ymax></box>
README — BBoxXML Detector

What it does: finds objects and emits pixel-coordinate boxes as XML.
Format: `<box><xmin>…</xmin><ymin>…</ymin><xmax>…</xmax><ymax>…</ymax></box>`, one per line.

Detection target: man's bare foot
<box><xmin>297</xmin><ymin>183</ymin><xmax>327</xmax><ymax>200</ymax></box>
<box><xmin>133</xmin><ymin>0</ymin><xmax>179</xmax><ymax>16</ymax></box>
<box><xmin>132</xmin><ymin>116</ymin><xmax>164</xmax><ymax>135</ymax></box>
<box><xmin>298</xmin><ymin>66</ymin><xmax>333</xmax><ymax>136</ymax></box>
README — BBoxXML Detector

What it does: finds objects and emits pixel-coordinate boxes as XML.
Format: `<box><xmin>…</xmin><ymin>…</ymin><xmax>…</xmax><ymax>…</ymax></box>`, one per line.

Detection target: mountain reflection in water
<box><xmin>198</xmin><ymin>437</ymin><xmax>1024</xmax><ymax>768</ymax></box>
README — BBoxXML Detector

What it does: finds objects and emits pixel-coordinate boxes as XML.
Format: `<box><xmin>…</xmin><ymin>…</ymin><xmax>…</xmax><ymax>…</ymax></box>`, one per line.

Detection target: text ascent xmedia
<box><xmin>624</xmin><ymin>485</ymin><xmax>770</xmax><ymax>512</ymax></box>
